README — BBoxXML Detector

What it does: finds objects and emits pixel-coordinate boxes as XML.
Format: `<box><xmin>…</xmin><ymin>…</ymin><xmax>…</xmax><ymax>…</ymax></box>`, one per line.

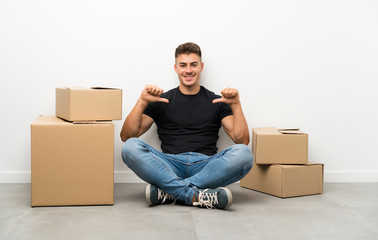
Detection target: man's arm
<box><xmin>213</xmin><ymin>88</ymin><xmax>250</xmax><ymax>145</ymax></box>
<box><xmin>120</xmin><ymin>85</ymin><xmax>169</xmax><ymax>142</ymax></box>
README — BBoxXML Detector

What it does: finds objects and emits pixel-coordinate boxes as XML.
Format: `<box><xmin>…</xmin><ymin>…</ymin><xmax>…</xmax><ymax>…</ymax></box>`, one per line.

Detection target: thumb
<box><xmin>212</xmin><ymin>98</ymin><xmax>225</xmax><ymax>104</ymax></box>
<box><xmin>158</xmin><ymin>97</ymin><xmax>169</xmax><ymax>103</ymax></box>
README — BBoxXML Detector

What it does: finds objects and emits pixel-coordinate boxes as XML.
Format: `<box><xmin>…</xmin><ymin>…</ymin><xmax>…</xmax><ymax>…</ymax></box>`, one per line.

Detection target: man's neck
<box><xmin>179</xmin><ymin>84</ymin><xmax>201</xmax><ymax>95</ymax></box>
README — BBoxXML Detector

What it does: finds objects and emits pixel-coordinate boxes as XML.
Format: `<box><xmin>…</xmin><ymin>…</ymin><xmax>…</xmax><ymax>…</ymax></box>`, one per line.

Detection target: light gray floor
<box><xmin>1</xmin><ymin>183</ymin><xmax>378</xmax><ymax>240</ymax></box>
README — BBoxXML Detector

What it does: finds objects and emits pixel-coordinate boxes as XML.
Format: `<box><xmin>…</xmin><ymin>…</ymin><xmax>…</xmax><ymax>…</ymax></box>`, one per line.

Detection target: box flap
<box><xmin>73</xmin><ymin>120</ymin><xmax>113</xmax><ymax>124</ymax></box>
<box><xmin>278</xmin><ymin>129</ymin><xmax>305</xmax><ymax>134</ymax></box>
<box><xmin>306</xmin><ymin>162</ymin><xmax>324</xmax><ymax>166</ymax></box>
<box><xmin>253</xmin><ymin>127</ymin><xmax>278</xmax><ymax>135</ymax></box>
<box><xmin>68</xmin><ymin>87</ymin><xmax>87</xmax><ymax>90</ymax></box>
<box><xmin>91</xmin><ymin>87</ymin><xmax>121</xmax><ymax>90</ymax></box>
<box><xmin>32</xmin><ymin>116</ymin><xmax>70</xmax><ymax>125</ymax></box>
<box><xmin>276</xmin><ymin>163</ymin><xmax>323</xmax><ymax>168</ymax></box>
<box><xmin>57</xmin><ymin>87</ymin><xmax>121</xmax><ymax>90</ymax></box>
<box><xmin>57</xmin><ymin>87</ymin><xmax>86</xmax><ymax>90</ymax></box>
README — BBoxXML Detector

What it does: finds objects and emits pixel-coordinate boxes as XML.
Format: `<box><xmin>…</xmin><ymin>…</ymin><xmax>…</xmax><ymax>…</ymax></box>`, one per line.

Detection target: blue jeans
<box><xmin>122</xmin><ymin>138</ymin><xmax>253</xmax><ymax>205</ymax></box>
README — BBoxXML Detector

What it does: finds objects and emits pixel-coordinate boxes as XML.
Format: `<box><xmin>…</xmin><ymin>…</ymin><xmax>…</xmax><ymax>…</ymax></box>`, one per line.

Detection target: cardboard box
<box><xmin>240</xmin><ymin>162</ymin><xmax>323</xmax><ymax>198</ymax></box>
<box><xmin>56</xmin><ymin>87</ymin><xmax>122</xmax><ymax>121</ymax></box>
<box><xmin>31</xmin><ymin>116</ymin><xmax>114</xmax><ymax>206</ymax></box>
<box><xmin>253</xmin><ymin>127</ymin><xmax>308</xmax><ymax>164</ymax></box>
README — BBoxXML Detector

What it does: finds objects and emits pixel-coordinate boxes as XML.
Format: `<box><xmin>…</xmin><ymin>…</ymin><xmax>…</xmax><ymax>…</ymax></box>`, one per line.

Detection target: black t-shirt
<box><xmin>144</xmin><ymin>86</ymin><xmax>233</xmax><ymax>156</ymax></box>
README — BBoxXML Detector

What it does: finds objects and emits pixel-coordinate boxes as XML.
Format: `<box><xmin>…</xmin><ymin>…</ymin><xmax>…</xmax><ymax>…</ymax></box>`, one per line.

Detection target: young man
<box><xmin>121</xmin><ymin>42</ymin><xmax>253</xmax><ymax>210</ymax></box>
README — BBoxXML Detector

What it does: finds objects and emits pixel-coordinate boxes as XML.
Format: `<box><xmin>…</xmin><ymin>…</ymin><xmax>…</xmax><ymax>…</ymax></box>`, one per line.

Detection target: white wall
<box><xmin>1</xmin><ymin>0</ymin><xmax>377</xmax><ymax>183</ymax></box>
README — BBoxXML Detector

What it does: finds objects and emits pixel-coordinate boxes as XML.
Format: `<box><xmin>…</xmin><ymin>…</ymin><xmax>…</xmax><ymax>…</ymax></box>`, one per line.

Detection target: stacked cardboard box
<box><xmin>240</xmin><ymin>127</ymin><xmax>324</xmax><ymax>198</ymax></box>
<box><xmin>31</xmin><ymin>87</ymin><xmax>122</xmax><ymax>207</ymax></box>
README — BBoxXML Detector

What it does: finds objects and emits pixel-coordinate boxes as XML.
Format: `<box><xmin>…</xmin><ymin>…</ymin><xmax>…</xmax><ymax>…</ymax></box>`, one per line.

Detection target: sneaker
<box><xmin>145</xmin><ymin>184</ymin><xmax>176</xmax><ymax>206</ymax></box>
<box><xmin>192</xmin><ymin>187</ymin><xmax>233</xmax><ymax>210</ymax></box>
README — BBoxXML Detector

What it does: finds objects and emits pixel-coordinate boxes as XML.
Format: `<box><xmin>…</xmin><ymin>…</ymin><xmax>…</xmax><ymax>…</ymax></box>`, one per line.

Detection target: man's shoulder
<box><xmin>161</xmin><ymin>87</ymin><xmax>178</xmax><ymax>98</ymax></box>
<box><xmin>200</xmin><ymin>86</ymin><xmax>221</xmax><ymax>100</ymax></box>
<box><xmin>166</xmin><ymin>87</ymin><xmax>178</xmax><ymax>94</ymax></box>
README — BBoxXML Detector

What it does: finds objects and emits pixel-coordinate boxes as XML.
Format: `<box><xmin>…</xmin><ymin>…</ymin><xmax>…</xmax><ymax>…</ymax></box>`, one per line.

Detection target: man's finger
<box><xmin>146</xmin><ymin>85</ymin><xmax>164</xmax><ymax>96</ymax></box>
<box><xmin>221</xmin><ymin>88</ymin><xmax>238</xmax><ymax>98</ymax></box>
<box><xmin>212</xmin><ymin>98</ymin><xmax>225</xmax><ymax>104</ymax></box>
<box><xmin>158</xmin><ymin>97</ymin><xmax>169</xmax><ymax>103</ymax></box>
<box><xmin>150</xmin><ymin>88</ymin><xmax>160</xmax><ymax>96</ymax></box>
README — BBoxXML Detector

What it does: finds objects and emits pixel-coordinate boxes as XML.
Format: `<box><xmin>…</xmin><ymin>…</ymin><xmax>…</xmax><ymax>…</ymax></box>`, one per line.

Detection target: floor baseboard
<box><xmin>1</xmin><ymin>170</ymin><xmax>378</xmax><ymax>183</ymax></box>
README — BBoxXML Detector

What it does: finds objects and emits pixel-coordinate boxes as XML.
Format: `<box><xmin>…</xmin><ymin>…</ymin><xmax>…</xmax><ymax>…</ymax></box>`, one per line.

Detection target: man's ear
<box><xmin>201</xmin><ymin>62</ymin><xmax>204</xmax><ymax>72</ymax></box>
<box><xmin>174</xmin><ymin>64</ymin><xmax>178</xmax><ymax>73</ymax></box>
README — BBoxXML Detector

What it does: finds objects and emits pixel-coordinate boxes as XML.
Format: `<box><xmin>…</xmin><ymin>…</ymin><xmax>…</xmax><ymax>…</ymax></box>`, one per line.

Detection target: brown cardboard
<box><xmin>56</xmin><ymin>87</ymin><xmax>122</xmax><ymax>121</ymax></box>
<box><xmin>31</xmin><ymin>116</ymin><xmax>114</xmax><ymax>206</ymax></box>
<box><xmin>253</xmin><ymin>127</ymin><xmax>308</xmax><ymax>164</ymax></box>
<box><xmin>240</xmin><ymin>162</ymin><xmax>324</xmax><ymax>198</ymax></box>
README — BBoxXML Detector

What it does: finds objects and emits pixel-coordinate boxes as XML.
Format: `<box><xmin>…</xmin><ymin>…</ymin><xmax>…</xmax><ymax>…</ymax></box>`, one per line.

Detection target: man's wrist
<box><xmin>137</xmin><ymin>98</ymin><xmax>150</xmax><ymax>108</ymax></box>
<box><xmin>228</xmin><ymin>100</ymin><xmax>241</xmax><ymax>107</ymax></box>
<box><xmin>229</xmin><ymin>101</ymin><xmax>243</xmax><ymax>114</ymax></box>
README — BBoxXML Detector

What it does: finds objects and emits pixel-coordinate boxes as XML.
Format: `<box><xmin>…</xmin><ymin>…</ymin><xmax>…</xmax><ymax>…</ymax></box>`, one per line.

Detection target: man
<box><xmin>121</xmin><ymin>42</ymin><xmax>253</xmax><ymax>210</ymax></box>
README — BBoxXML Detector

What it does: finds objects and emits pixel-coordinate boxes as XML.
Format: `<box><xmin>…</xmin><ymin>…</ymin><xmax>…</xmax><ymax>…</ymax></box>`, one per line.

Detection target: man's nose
<box><xmin>184</xmin><ymin>66</ymin><xmax>193</xmax><ymax>73</ymax></box>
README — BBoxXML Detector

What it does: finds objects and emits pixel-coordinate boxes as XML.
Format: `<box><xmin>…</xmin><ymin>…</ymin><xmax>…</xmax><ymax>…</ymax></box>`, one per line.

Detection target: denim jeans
<box><xmin>122</xmin><ymin>138</ymin><xmax>253</xmax><ymax>205</ymax></box>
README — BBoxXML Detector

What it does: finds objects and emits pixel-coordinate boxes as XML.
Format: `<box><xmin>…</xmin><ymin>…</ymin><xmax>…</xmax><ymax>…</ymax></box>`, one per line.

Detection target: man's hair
<box><xmin>175</xmin><ymin>42</ymin><xmax>202</xmax><ymax>59</ymax></box>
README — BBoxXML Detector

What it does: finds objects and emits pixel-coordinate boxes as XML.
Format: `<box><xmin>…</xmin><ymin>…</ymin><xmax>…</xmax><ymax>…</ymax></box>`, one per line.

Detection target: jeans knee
<box><xmin>122</xmin><ymin>137</ymin><xmax>143</xmax><ymax>166</ymax></box>
<box><xmin>232</xmin><ymin>144</ymin><xmax>253</xmax><ymax>171</ymax></box>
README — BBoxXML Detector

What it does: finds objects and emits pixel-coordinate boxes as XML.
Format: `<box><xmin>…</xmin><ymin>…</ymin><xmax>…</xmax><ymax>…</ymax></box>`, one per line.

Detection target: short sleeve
<box><xmin>143</xmin><ymin>91</ymin><xmax>171</xmax><ymax>122</ymax></box>
<box><xmin>219</xmin><ymin>102</ymin><xmax>233</xmax><ymax>120</ymax></box>
<box><xmin>143</xmin><ymin>102</ymin><xmax>158</xmax><ymax>121</ymax></box>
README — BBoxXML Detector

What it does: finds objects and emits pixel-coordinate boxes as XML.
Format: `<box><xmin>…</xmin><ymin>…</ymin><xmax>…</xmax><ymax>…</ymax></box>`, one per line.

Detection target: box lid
<box><xmin>32</xmin><ymin>116</ymin><xmax>112</xmax><ymax>125</ymax></box>
<box><xmin>56</xmin><ymin>87</ymin><xmax>121</xmax><ymax>91</ymax></box>
<box><xmin>32</xmin><ymin>115</ymin><xmax>70</xmax><ymax>125</ymax></box>
<box><xmin>254</xmin><ymin>127</ymin><xmax>307</xmax><ymax>135</ymax></box>
<box><xmin>278</xmin><ymin>129</ymin><xmax>305</xmax><ymax>134</ymax></box>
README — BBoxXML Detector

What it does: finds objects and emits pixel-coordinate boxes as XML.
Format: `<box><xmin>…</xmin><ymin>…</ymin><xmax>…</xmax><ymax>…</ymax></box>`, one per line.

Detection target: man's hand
<box><xmin>140</xmin><ymin>85</ymin><xmax>169</xmax><ymax>104</ymax></box>
<box><xmin>212</xmin><ymin>87</ymin><xmax>240</xmax><ymax>105</ymax></box>
<box><xmin>213</xmin><ymin>87</ymin><xmax>249</xmax><ymax>145</ymax></box>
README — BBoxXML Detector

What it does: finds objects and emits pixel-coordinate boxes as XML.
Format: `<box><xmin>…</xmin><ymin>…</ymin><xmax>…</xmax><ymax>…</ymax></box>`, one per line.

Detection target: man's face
<box><xmin>174</xmin><ymin>53</ymin><xmax>204</xmax><ymax>89</ymax></box>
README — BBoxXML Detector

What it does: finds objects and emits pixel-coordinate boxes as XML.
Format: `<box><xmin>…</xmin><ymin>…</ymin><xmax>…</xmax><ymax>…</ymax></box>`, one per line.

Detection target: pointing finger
<box><xmin>158</xmin><ymin>97</ymin><xmax>169</xmax><ymax>103</ymax></box>
<box><xmin>212</xmin><ymin>98</ymin><xmax>225</xmax><ymax>104</ymax></box>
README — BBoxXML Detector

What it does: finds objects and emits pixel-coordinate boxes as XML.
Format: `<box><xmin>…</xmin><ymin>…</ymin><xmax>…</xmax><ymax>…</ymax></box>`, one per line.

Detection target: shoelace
<box><xmin>192</xmin><ymin>189</ymin><xmax>219</xmax><ymax>209</ymax></box>
<box><xmin>158</xmin><ymin>188</ymin><xmax>176</xmax><ymax>205</ymax></box>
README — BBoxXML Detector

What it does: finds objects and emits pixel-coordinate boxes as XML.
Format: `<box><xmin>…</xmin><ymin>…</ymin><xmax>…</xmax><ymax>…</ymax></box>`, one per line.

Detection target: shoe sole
<box><xmin>145</xmin><ymin>184</ymin><xmax>152</xmax><ymax>206</ymax></box>
<box><xmin>219</xmin><ymin>187</ymin><xmax>233</xmax><ymax>209</ymax></box>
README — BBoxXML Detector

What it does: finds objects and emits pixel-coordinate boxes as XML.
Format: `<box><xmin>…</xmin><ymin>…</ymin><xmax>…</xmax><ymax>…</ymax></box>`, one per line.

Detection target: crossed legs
<box><xmin>122</xmin><ymin>138</ymin><xmax>253</xmax><ymax>206</ymax></box>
